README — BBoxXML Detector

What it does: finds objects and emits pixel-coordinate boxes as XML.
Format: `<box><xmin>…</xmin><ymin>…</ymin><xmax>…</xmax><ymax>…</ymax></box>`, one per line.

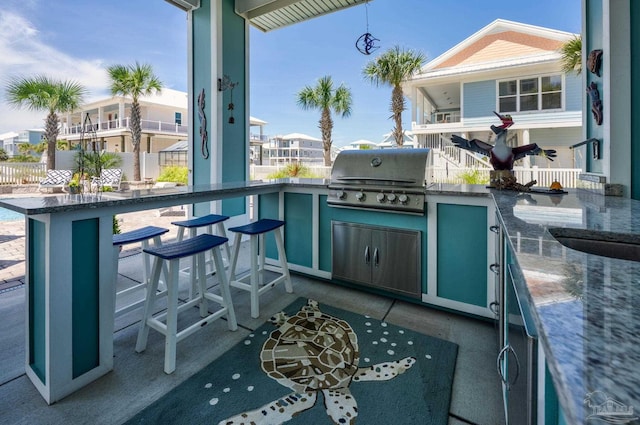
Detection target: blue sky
<box><xmin>0</xmin><ymin>0</ymin><xmax>581</xmax><ymax>147</ymax></box>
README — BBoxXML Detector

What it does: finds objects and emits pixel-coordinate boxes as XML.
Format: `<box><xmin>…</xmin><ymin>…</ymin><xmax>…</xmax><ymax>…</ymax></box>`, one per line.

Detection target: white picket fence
<box><xmin>251</xmin><ymin>164</ymin><xmax>582</xmax><ymax>188</ymax></box>
<box><xmin>433</xmin><ymin>166</ymin><xmax>582</xmax><ymax>187</ymax></box>
<box><xmin>0</xmin><ymin>163</ymin><xmax>47</xmax><ymax>184</ymax></box>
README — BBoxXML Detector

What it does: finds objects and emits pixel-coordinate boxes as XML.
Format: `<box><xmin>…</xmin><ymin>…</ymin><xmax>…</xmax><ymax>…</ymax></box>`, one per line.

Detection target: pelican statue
<box><xmin>451</xmin><ymin>112</ymin><xmax>557</xmax><ymax>170</ymax></box>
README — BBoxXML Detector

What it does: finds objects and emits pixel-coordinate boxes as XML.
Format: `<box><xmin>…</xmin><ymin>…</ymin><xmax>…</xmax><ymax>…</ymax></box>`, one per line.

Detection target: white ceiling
<box><xmin>235</xmin><ymin>0</ymin><xmax>370</xmax><ymax>32</ymax></box>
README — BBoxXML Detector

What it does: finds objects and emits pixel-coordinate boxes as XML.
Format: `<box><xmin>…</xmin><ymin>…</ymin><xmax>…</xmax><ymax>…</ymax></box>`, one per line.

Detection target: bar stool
<box><xmin>172</xmin><ymin>214</ymin><xmax>231</xmax><ymax>299</ymax></box>
<box><xmin>135</xmin><ymin>234</ymin><xmax>237</xmax><ymax>374</ymax></box>
<box><xmin>228</xmin><ymin>219</ymin><xmax>293</xmax><ymax>318</ymax></box>
<box><xmin>112</xmin><ymin>225</ymin><xmax>169</xmax><ymax>318</ymax></box>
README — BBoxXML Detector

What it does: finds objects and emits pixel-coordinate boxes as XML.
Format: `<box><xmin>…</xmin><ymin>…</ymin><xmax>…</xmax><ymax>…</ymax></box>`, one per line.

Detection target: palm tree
<box><xmin>297</xmin><ymin>75</ymin><xmax>352</xmax><ymax>166</ymax></box>
<box><xmin>5</xmin><ymin>76</ymin><xmax>86</xmax><ymax>170</ymax></box>
<box><xmin>560</xmin><ymin>35</ymin><xmax>582</xmax><ymax>74</ymax></box>
<box><xmin>363</xmin><ymin>45</ymin><xmax>426</xmax><ymax>146</ymax></box>
<box><xmin>107</xmin><ymin>62</ymin><xmax>162</xmax><ymax>180</ymax></box>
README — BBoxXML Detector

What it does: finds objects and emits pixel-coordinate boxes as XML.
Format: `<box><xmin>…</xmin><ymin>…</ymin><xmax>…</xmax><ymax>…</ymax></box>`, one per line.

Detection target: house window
<box><xmin>498</xmin><ymin>75</ymin><xmax>562</xmax><ymax>113</ymax></box>
<box><xmin>175</xmin><ymin>112</ymin><xmax>182</xmax><ymax>125</ymax></box>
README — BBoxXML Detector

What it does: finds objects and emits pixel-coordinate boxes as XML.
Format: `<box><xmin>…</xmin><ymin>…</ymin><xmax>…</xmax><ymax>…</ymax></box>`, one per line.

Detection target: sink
<box><xmin>548</xmin><ymin>228</ymin><xmax>640</xmax><ymax>262</ymax></box>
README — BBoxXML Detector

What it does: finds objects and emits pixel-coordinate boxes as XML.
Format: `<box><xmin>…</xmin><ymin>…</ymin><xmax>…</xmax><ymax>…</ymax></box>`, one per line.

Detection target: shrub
<box><xmin>458</xmin><ymin>169</ymin><xmax>489</xmax><ymax>185</ymax></box>
<box><xmin>266</xmin><ymin>163</ymin><xmax>320</xmax><ymax>179</ymax></box>
<box><xmin>157</xmin><ymin>166</ymin><xmax>188</xmax><ymax>184</ymax></box>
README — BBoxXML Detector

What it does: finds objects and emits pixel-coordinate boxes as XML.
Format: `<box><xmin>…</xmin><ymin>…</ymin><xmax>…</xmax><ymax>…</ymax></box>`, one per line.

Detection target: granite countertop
<box><xmin>3</xmin><ymin>179</ymin><xmax>638</xmax><ymax>422</ymax></box>
<box><xmin>492</xmin><ymin>189</ymin><xmax>640</xmax><ymax>425</ymax></box>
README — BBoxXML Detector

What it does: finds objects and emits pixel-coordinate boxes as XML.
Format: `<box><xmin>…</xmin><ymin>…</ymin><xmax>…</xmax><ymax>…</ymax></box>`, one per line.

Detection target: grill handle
<box><xmin>364</xmin><ymin>246</ymin><xmax>370</xmax><ymax>265</ymax></box>
<box><xmin>333</xmin><ymin>177</ymin><xmax>417</xmax><ymax>184</ymax></box>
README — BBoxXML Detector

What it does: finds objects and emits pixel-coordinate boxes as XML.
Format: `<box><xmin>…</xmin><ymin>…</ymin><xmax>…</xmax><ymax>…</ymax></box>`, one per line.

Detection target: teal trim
<box><xmin>436</xmin><ymin>204</ymin><xmax>487</xmax><ymax>306</ymax></box>
<box><xmin>545</xmin><ymin>363</ymin><xmax>560</xmax><ymax>425</ymax></box>
<box><xmin>585</xmin><ymin>0</ymin><xmax>604</xmax><ymax>174</ymax></box>
<box><xmin>284</xmin><ymin>193</ymin><xmax>312</xmax><ymax>268</ymax></box>
<box><xmin>28</xmin><ymin>219</ymin><xmax>46</xmax><ymax>384</ymax></box>
<box><xmin>191</xmin><ymin>0</ymin><xmax>212</xmax><ymax>192</ymax></box>
<box><xmin>258</xmin><ymin>193</ymin><xmax>280</xmax><ymax>259</ymax></box>
<box><xmin>318</xmin><ymin>196</ymin><xmax>332</xmax><ymax>272</ymax></box>
<box><xmin>221</xmin><ymin>0</ymin><xmax>246</xmax><ymax>216</ymax></box>
<box><xmin>631</xmin><ymin>1</ymin><xmax>640</xmax><ymax>199</ymax></box>
<box><xmin>72</xmin><ymin>219</ymin><xmax>100</xmax><ymax>378</ymax></box>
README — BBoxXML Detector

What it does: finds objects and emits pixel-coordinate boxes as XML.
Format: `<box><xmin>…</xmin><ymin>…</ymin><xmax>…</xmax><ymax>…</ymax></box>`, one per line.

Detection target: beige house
<box><xmin>60</xmin><ymin>88</ymin><xmax>188</xmax><ymax>154</ymax></box>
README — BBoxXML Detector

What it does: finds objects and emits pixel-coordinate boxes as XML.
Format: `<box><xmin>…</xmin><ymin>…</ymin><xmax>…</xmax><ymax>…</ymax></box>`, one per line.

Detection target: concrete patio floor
<box><xmin>0</xmin><ymin>210</ymin><xmax>504</xmax><ymax>425</ymax></box>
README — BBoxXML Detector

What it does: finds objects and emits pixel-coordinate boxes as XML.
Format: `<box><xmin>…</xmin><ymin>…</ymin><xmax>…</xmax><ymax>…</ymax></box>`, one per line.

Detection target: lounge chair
<box><xmin>92</xmin><ymin>168</ymin><xmax>123</xmax><ymax>191</ymax></box>
<box><xmin>38</xmin><ymin>169</ymin><xmax>73</xmax><ymax>193</ymax></box>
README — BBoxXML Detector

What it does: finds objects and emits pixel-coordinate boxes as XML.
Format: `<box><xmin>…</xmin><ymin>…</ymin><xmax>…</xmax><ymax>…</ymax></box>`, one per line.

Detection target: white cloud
<box><xmin>0</xmin><ymin>10</ymin><xmax>110</xmax><ymax>133</ymax></box>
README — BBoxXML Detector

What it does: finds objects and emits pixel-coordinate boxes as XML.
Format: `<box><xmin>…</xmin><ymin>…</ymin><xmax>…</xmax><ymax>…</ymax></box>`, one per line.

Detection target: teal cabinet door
<box><xmin>426</xmin><ymin>196</ymin><xmax>495</xmax><ymax>318</ymax></box>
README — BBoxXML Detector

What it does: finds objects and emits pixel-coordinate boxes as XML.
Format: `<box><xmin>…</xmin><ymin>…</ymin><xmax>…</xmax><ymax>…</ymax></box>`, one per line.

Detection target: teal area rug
<box><xmin>126</xmin><ymin>298</ymin><xmax>458</xmax><ymax>425</ymax></box>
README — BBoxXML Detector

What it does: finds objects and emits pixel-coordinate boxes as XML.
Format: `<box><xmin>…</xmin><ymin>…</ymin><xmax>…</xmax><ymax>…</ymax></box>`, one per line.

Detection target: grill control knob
<box><xmin>336</xmin><ymin>190</ymin><xmax>346</xmax><ymax>200</ymax></box>
<box><xmin>376</xmin><ymin>193</ymin><xmax>386</xmax><ymax>203</ymax></box>
<box><xmin>355</xmin><ymin>192</ymin><xmax>366</xmax><ymax>201</ymax></box>
<box><xmin>398</xmin><ymin>194</ymin><xmax>409</xmax><ymax>204</ymax></box>
<box><xmin>387</xmin><ymin>193</ymin><xmax>397</xmax><ymax>203</ymax></box>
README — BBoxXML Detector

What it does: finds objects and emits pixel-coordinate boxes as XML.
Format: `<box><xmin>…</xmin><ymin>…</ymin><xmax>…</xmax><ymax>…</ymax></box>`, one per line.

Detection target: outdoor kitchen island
<box><xmin>1</xmin><ymin>181</ymin><xmax>638</xmax><ymax>425</ymax></box>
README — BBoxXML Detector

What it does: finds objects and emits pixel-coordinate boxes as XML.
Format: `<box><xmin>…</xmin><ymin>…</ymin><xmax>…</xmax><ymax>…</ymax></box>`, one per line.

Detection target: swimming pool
<box><xmin>0</xmin><ymin>203</ymin><xmax>24</xmax><ymax>222</ymax></box>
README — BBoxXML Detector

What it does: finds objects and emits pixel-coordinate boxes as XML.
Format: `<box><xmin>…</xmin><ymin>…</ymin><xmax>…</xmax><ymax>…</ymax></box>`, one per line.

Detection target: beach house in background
<box><xmin>405</xmin><ymin>19</ymin><xmax>582</xmax><ymax>170</ymax></box>
<box><xmin>59</xmin><ymin>88</ymin><xmax>189</xmax><ymax>154</ymax></box>
<box><xmin>0</xmin><ymin>129</ymin><xmax>45</xmax><ymax>158</ymax></box>
<box><xmin>261</xmin><ymin>133</ymin><xmax>324</xmax><ymax>165</ymax></box>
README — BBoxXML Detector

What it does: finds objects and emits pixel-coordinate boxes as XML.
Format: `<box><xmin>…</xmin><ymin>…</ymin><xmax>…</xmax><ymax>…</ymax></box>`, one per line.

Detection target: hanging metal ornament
<box><xmin>356</xmin><ymin>1</ymin><xmax>379</xmax><ymax>55</ymax></box>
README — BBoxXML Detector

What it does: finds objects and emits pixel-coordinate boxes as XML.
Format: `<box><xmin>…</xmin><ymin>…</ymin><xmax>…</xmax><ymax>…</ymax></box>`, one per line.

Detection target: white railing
<box><xmin>62</xmin><ymin>118</ymin><xmax>187</xmax><ymax>136</ymax></box>
<box><xmin>432</xmin><ymin>166</ymin><xmax>582</xmax><ymax>188</ymax></box>
<box><xmin>0</xmin><ymin>163</ymin><xmax>47</xmax><ymax>185</ymax></box>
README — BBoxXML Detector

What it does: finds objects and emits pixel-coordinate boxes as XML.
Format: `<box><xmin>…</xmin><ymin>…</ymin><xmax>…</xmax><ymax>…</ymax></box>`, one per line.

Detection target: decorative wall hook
<box><xmin>586</xmin><ymin>82</ymin><xmax>603</xmax><ymax>126</ymax></box>
<box><xmin>218</xmin><ymin>75</ymin><xmax>238</xmax><ymax>124</ymax></box>
<box><xmin>197</xmin><ymin>88</ymin><xmax>209</xmax><ymax>159</ymax></box>
<box><xmin>218</xmin><ymin>75</ymin><xmax>237</xmax><ymax>92</ymax></box>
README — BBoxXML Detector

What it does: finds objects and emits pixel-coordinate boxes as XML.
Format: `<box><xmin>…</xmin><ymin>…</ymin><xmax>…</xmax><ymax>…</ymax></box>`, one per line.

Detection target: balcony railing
<box><xmin>62</xmin><ymin>118</ymin><xmax>187</xmax><ymax>136</ymax></box>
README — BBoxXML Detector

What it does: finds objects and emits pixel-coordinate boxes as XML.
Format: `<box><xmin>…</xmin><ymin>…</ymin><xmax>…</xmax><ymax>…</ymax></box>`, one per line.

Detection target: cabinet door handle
<box><xmin>364</xmin><ymin>246</ymin><xmax>370</xmax><ymax>265</ymax></box>
<box><xmin>496</xmin><ymin>345</ymin><xmax>520</xmax><ymax>389</ymax></box>
<box><xmin>489</xmin><ymin>225</ymin><xmax>500</xmax><ymax>233</ymax></box>
<box><xmin>489</xmin><ymin>301</ymin><xmax>499</xmax><ymax>316</ymax></box>
<box><xmin>373</xmin><ymin>248</ymin><xmax>379</xmax><ymax>267</ymax></box>
<box><xmin>490</xmin><ymin>263</ymin><xmax>500</xmax><ymax>274</ymax></box>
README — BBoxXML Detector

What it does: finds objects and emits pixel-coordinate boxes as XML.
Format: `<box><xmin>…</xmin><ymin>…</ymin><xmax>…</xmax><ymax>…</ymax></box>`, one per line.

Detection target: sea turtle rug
<box><xmin>126</xmin><ymin>298</ymin><xmax>458</xmax><ymax>425</ymax></box>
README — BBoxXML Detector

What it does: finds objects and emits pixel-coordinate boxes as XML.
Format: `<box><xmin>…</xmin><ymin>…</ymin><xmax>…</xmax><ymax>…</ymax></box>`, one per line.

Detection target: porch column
<box><xmin>521</xmin><ymin>129</ymin><xmax>531</xmax><ymax>168</ymax></box>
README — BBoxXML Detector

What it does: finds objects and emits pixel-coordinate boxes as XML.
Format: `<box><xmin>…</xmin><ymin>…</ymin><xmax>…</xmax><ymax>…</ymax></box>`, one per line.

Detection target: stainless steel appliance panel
<box><xmin>332</xmin><ymin>222</ymin><xmax>372</xmax><ymax>284</ymax></box>
<box><xmin>332</xmin><ymin>221</ymin><xmax>421</xmax><ymax>298</ymax></box>
<box><xmin>370</xmin><ymin>228</ymin><xmax>420</xmax><ymax>296</ymax></box>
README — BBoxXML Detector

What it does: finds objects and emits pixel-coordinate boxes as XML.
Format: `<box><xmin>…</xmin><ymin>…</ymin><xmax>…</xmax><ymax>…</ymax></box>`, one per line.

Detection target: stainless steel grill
<box><xmin>327</xmin><ymin>148</ymin><xmax>432</xmax><ymax>215</ymax></box>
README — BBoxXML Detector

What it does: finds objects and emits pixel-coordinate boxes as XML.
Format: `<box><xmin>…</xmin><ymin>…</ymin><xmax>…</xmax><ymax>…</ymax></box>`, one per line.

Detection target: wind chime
<box><xmin>355</xmin><ymin>0</ymin><xmax>379</xmax><ymax>55</ymax></box>
<box><xmin>218</xmin><ymin>75</ymin><xmax>238</xmax><ymax>124</ymax></box>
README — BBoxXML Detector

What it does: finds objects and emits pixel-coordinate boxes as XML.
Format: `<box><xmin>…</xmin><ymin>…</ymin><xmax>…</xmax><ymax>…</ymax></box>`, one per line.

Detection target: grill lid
<box><xmin>330</xmin><ymin>148</ymin><xmax>432</xmax><ymax>187</ymax></box>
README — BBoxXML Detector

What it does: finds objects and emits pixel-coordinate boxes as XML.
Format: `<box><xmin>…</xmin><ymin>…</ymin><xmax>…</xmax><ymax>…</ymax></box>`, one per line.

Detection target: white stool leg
<box><xmin>273</xmin><ymin>229</ymin><xmax>293</xmax><ymax>293</ymax></box>
<box><xmin>151</xmin><ymin>235</ymin><xmax>169</xmax><ymax>291</ymax></box>
<box><xmin>250</xmin><ymin>234</ymin><xmax>260</xmax><ymax>318</ymax></box>
<box><xmin>217</xmin><ymin>222</ymin><xmax>231</xmax><ymax>264</ymax></box>
<box><xmin>188</xmin><ymin>228</ymin><xmax>197</xmax><ymax>299</ymax></box>
<box><xmin>258</xmin><ymin>233</ymin><xmax>265</xmax><ymax>287</ymax></box>
<box><xmin>135</xmin><ymin>256</ymin><xmax>164</xmax><ymax>353</ymax></box>
<box><xmin>229</xmin><ymin>233</ymin><xmax>242</xmax><ymax>281</ymax></box>
<box><xmin>212</xmin><ymin>247</ymin><xmax>237</xmax><ymax>330</ymax></box>
<box><xmin>111</xmin><ymin>245</ymin><xmax>121</xmax><ymax>318</ymax></box>
<box><xmin>164</xmin><ymin>258</ymin><xmax>180</xmax><ymax>374</ymax></box>
<box><xmin>197</xmin><ymin>252</ymin><xmax>208</xmax><ymax>317</ymax></box>
<box><xmin>176</xmin><ymin>227</ymin><xmax>186</xmax><ymax>242</ymax></box>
